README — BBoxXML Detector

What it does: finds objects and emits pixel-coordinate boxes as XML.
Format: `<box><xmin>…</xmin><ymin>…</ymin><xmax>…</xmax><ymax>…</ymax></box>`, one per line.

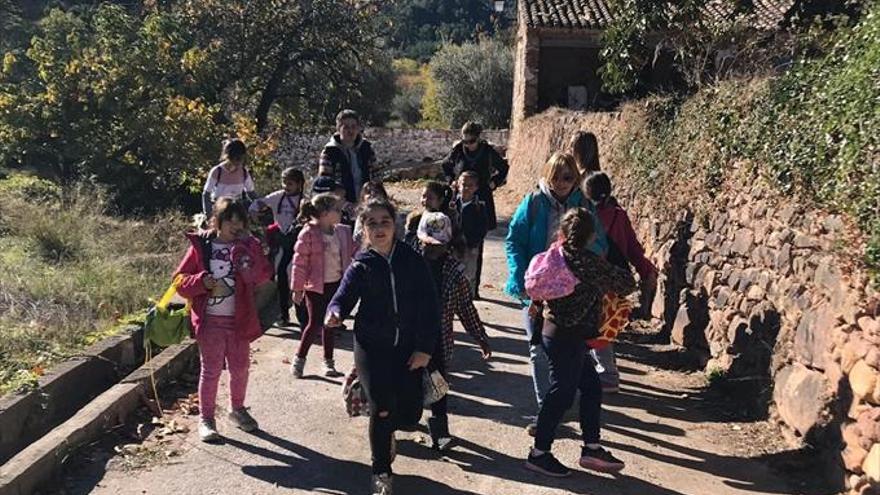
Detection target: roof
<box><xmin>520</xmin><ymin>0</ymin><xmax>799</xmax><ymax>31</ymax></box>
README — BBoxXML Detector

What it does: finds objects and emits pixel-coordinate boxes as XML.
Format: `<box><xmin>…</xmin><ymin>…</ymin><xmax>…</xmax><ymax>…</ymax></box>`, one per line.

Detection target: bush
<box><xmin>425</xmin><ymin>38</ymin><xmax>514</xmax><ymax>128</ymax></box>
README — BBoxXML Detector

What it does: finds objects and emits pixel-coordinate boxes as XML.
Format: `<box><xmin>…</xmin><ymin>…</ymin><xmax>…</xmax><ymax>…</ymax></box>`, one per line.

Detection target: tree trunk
<box><xmin>255</xmin><ymin>59</ymin><xmax>291</xmax><ymax>134</ymax></box>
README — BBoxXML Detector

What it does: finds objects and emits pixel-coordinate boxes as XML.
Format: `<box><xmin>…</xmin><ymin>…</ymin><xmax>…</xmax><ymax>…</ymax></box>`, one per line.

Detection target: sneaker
<box><xmin>602</xmin><ymin>383</ymin><xmax>620</xmax><ymax>394</ymax></box>
<box><xmin>323</xmin><ymin>359</ymin><xmax>344</xmax><ymax>378</ymax></box>
<box><xmin>198</xmin><ymin>417</ymin><xmax>220</xmax><ymax>442</ymax></box>
<box><xmin>579</xmin><ymin>446</ymin><xmax>625</xmax><ymax>473</ymax></box>
<box><xmin>371</xmin><ymin>473</ymin><xmax>393</xmax><ymax>495</ymax></box>
<box><xmin>290</xmin><ymin>356</ymin><xmax>305</xmax><ymax>378</ymax></box>
<box><xmin>525</xmin><ymin>450</ymin><xmax>571</xmax><ymax>477</ymax></box>
<box><xmin>228</xmin><ymin>407</ymin><xmax>259</xmax><ymax>432</ymax></box>
<box><xmin>525</xmin><ymin>421</ymin><xmax>538</xmax><ymax>437</ymax></box>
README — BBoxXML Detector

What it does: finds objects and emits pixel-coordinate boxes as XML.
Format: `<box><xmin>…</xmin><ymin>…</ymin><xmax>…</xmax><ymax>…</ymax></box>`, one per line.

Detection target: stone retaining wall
<box><xmin>274</xmin><ymin>127</ymin><xmax>509</xmax><ymax>181</ymax></box>
<box><xmin>503</xmin><ymin>107</ymin><xmax>880</xmax><ymax>493</ymax></box>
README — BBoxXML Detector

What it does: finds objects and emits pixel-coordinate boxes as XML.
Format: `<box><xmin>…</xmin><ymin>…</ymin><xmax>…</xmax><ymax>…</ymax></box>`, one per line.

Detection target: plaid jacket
<box><xmin>438</xmin><ymin>256</ymin><xmax>489</xmax><ymax>364</ymax></box>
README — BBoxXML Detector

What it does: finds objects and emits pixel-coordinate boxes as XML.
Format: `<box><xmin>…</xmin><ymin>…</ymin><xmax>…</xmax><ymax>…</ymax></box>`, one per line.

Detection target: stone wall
<box><xmin>274</xmin><ymin>127</ymin><xmax>509</xmax><ymax>182</ymax></box>
<box><xmin>502</xmin><ymin>107</ymin><xmax>880</xmax><ymax>493</ymax></box>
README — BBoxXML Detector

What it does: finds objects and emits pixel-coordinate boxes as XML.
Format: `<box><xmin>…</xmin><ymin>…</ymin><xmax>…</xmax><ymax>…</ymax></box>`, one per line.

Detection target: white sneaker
<box><xmin>323</xmin><ymin>359</ymin><xmax>344</xmax><ymax>378</ymax></box>
<box><xmin>290</xmin><ymin>356</ymin><xmax>305</xmax><ymax>378</ymax></box>
<box><xmin>198</xmin><ymin>417</ymin><xmax>220</xmax><ymax>442</ymax></box>
<box><xmin>371</xmin><ymin>473</ymin><xmax>393</xmax><ymax>495</ymax></box>
<box><xmin>228</xmin><ymin>407</ymin><xmax>259</xmax><ymax>432</ymax></box>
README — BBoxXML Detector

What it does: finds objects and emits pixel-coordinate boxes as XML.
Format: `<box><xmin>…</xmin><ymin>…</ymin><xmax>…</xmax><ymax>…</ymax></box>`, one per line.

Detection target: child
<box><xmin>202</xmin><ymin>139</ymin><xmax>257</xmax><ymax>217</ymax></box>
<box><xmin>174</xmin><ymin>197</ymin><xmax>273</xmax><ymax>442</ymax></box>
<box><xmin>249</xmin><ymin>167</ymin><xmax>305</xmax><ymax>325</ymax></box>
<box><xmin>417</xmin><ymin>212</ymin><xmax>491</xmax><ymax>450</ymax></box>
<box><xmin>290</xmin><ymin>193</ymin><xmax>356</xmax><ymax>378</ymax></box>
<box><xmin>524</xmin><ymin>208</ymin><xmax>635</xmax><ymax>478</ymax></box>
<box><xmin>353</xmin><ymin>180</ymin><xmax>392</xmax><ymax>245</ymax></box>
<box><xmin>583</xmin><ymin>171</ymin><xmax>658</xmax><ymax>394</ymax></box>
<box><xmin>404</xmin><ymin>180</ymin><xmax>455</xmax><ymax>252</ymax></box>
<box><xmin>325</xmin><ymin>199</ymin><xmax>440</xmax><ymax>495</ymax></box>
<box><xmin>453</xmin><ymin>170</ymin><xmax>488</xmax><ymax>298</ymax></box>
<box><xmin>313</xmin><ymin>176</ymin><xmax>356</xmax><ymax>227</ymax></box>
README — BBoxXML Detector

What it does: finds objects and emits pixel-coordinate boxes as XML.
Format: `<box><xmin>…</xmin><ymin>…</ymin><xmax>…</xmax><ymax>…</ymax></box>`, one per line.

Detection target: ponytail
<box><xmin>298</xmin><ymin>192</ymin><xmax>339</xmax><ymax>223</ymax></box>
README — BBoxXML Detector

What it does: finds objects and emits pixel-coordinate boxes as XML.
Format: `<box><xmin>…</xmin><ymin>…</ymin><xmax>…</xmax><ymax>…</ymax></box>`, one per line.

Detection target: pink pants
<box><xmin>197</xmin><ymin>315</ymin><xmax>250</xmax><ymax>420</ymax></box>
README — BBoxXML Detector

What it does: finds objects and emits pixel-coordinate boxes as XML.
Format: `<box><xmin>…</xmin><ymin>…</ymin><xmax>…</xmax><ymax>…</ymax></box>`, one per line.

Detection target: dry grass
<box><xmin>0</xmin><ymin>177</ymin><xmax>187</xmax><ymax>395</ymax></box>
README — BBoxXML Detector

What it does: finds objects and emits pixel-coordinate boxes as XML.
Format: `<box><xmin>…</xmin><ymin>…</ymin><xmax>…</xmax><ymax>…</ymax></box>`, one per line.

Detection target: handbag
<box><xmin>587</xmin><ymin>293</ymin><xmax>633</xmax><ymax>350</ymax></box>
<box><xmin>422</xmin><ymin>369</ymin><xmax>449</xmax><ymax>407</ymax></box>
<box><xmin>342</xmin><ymin>366</ymin><xmax>370</xmax><ymax>417</ymax></box>
<box><xmin>143</xmin><ymin>275</ymin><xmax>191</xmax><ymax>348</ymax></box>
<box><xmin>524</xmin><ymin>242</ymin><xmax>579</xmax><ymax>301</ymax></box>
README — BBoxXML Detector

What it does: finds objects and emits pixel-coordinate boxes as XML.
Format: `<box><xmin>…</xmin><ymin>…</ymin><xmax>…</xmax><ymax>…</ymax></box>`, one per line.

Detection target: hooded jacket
<box><xmin>596</xmin><ymin>197</ymin><xmax>658</xmax><ymax>279</ymax></box>
<box><xmin>504</xmin><ymin>181</ymin><xmax>608</xmax><ymax>303</ymax></box>
<box><xmin>327</xmin><ymin>241</ymin><xmax>440</xmax><ymax>355</ymax></box>
<box><xmin>318</xmin><ymin>134</ymin><xmax>376</xmax><ymax>203</ymax></box>
<box><xmin>291</xmin><ymin>222</ymin><xmax>357</xmax><ymax>294</ymax></box>
<box><xmin>173</xmin><ymin>232</ymin><xmax>273</xmax><ymax>342</ymax></box>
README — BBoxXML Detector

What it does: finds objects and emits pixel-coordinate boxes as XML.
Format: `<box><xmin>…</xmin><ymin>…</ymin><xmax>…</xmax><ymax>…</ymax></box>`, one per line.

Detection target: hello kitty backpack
<box><xmin>525</xmin><ymin>241</ymin><xmax>580</xmax><ymax>301</ymax></box>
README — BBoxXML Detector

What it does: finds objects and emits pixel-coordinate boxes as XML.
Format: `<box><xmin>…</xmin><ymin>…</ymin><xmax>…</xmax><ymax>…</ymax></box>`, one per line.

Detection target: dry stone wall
<box><xmin>503</xmin><ymin>108</ymin><xmax>880</xmax><ymax>494</ymax></box>
<box><xmin>274</xmin><ymin>127</ymin><xmax>509</xmax><ymax>182</ymax></box>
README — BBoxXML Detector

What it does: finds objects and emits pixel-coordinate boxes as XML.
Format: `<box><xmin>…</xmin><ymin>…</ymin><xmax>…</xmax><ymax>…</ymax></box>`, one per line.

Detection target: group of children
<box><xmin>177</xmin><ymin>127</ymin><xmax>654</xmax><ymax>495</ymax></box>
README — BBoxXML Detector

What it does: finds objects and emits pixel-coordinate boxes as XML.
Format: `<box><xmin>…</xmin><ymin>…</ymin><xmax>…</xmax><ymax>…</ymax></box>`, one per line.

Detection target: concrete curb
<box><xmin>0</xmin><ymin>340</ymin><xmax>197</xmax><ymax>495</ymax></box>
<box><xmin>0</xmin><ymin>326</ymin><xmax>144</xmax><ymax>465</ymax></box>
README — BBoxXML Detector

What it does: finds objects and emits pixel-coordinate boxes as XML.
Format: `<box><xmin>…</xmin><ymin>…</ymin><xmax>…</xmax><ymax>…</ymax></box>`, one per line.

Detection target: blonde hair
<box><xmin>541</xmin><ymin>152</ymin><xmax>580</xmax><ymax>184</ymax></box>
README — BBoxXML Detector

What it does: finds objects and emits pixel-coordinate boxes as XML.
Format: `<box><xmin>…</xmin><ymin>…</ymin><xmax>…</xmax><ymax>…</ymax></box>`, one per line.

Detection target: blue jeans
<box><xmin>523</xmin><ymin>307</ymin><xmax>550</xmax><ymax>410</ymax></box>
<box><xmin>534</xmin><ymin>330</ymin><xmax>602</xmax><ymax>452</ymax></box>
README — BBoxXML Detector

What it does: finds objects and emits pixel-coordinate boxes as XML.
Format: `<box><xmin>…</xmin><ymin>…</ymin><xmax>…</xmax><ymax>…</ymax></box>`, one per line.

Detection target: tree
<box><xmin>386</xmin><ymin>0</ymin><xmax>500</xmax><ymax>61</ymax></box>
<box><xmin>424</xmin><ymin>38</ymin><xmax>513</xmax><ymax>129</ymax></box>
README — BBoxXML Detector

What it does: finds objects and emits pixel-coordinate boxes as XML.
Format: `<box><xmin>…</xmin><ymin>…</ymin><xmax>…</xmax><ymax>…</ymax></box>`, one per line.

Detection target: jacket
<box><xmin>173</xmin><ymin>232</ymin><xmax>273</xmax><ymax>342</ymax></box>
<box><xmin>441</xmin><ymin>140</ymin><xmax>510</xmax><ymax>230</ymax></box>
<box><xmin>596</xmin><ymin>198</ymin><xmax>658</xmax><ymax>279</ymax></box>
<box><xmin>504</xmin><ymin>184</ymin><xmax>608</xmax><ymax>303</ymax></box>
<box><xmin>455</xmin><ymin>197</ymin><xmax>488</xmax><ymax>249</ymax></box>
<box><xmin>291</xmin><ymin>223</ymin><xmax>356</xmax><ymax>295</ymax></box>
<box><xmin>318</xmin><ymin>134</ymin><xmax>376</xmax><ymax>203</ymax></box>
<box><xmin>328</xmin><ymin>241</ymin><xmax>440</xmax><ymax>355</ymax></box>
<box><xmin>432</xmin><ymin>255</ymin><xmax>489</xmax><ymax>365</ymax></box>
<box><xmin>543</xmin><ymin>248</ymin><xmax>636</xmax><ymax>337</ymax></box>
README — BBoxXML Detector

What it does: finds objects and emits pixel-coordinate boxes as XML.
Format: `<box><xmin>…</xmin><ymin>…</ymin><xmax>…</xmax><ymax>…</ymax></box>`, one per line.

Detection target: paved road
<box><xmin>62</xmin><ymin>232</ymin><xmax>795</xmax><ymax>495</ymax></box>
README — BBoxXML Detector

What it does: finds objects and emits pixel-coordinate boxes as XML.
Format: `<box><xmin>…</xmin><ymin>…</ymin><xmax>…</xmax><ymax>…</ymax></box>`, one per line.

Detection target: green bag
<box><xmin>144</xmin><ymin>277</ymin><xmax>191</xmax><ymax>348</ymax></box>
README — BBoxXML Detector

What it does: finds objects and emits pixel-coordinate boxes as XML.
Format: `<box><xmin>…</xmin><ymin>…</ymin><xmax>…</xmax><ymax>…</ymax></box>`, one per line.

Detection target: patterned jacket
<box><xmin>437</xmin><ymin>255</ymin><xmax>489</xmax><ymax>365</ymax></box>
<box><xmin>543</xmin><ymin>247</ymin><xmax>636</xmax><ymax>338</ymax></box>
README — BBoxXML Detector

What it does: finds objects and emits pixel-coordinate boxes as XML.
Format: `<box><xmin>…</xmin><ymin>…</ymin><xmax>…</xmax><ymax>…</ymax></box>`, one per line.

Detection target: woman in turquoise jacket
<box><xmin>504</xmin><ymin>152</ymin><xmax>607</xmax><ymax>434</ymax></box>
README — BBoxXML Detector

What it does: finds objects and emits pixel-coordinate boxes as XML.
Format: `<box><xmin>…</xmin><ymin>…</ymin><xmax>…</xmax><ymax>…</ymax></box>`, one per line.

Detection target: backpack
<box><xmin>524</xmin><ymin>242</ymin><xmax>580</xmax><ymax>301</ymax></box>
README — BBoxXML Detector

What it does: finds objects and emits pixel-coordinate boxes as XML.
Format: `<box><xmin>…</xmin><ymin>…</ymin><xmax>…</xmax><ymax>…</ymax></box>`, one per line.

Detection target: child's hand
<box><xmin>527</xmin><ymin>301</ymin><xmax>541</xmax><ymax>319</ymax></box>
<box><xmin>203</xmin><ymin>275</ymin><xmax>217</xmax><ymax>291</ymax></box>
<box><xmin>479</xmin><ymin>341</ymin><xmax>492</xmax><ymax>361</ymax></box>
<box><xmin>293</xmin><ymin>290</ymin><xmax>304</xmax><ymax>305</ymax></box>
<box><xmin>325</xmin><ymin>312</ymin><xmax>342</xmax><ymax>328</ymax></box>
<box><xmin>407</xmin><ymin>351</ymin><xmax>431</xmax><ymax>371</ymax></box>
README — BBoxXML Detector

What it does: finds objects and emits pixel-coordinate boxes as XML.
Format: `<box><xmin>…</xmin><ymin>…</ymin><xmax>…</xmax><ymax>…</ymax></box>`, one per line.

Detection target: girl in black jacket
<box><xmin>326</xmin><ymin>199</ymin><xmax>440</xmax><ymax>495</ymax></box>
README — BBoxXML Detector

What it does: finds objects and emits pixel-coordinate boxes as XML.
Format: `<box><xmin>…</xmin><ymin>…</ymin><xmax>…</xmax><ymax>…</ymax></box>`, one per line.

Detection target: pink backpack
<box><xmin>525</xmin><ymin>242</ymin><xmax>580</xmax><ymax>301</ymax></box>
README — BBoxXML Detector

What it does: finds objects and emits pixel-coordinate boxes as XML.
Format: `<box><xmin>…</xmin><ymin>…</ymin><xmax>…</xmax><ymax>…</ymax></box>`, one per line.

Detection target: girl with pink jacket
<box><xmin>290</xmin><ymin>193</ymin><xmax>357</xmax><ymax>378</ymax></box>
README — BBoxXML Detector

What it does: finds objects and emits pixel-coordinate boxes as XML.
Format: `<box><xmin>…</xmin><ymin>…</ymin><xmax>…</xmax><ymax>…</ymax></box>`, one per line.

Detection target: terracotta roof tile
<box><xmin>521</xmin><ymin>0</ymin><xmax>798</xmax><ymax>30</ymax></box>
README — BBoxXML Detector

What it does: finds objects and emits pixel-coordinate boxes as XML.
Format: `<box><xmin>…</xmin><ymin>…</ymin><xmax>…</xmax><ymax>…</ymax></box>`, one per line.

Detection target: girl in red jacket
<box><xmin>174</xmin><ymin>197</ymin><xmax>273</xmax><ymax>443</ymax></box>
<box><xmin>290</xmin><ymin>193</ymin><xmax>357</xmax><ymax>378</ymax></box>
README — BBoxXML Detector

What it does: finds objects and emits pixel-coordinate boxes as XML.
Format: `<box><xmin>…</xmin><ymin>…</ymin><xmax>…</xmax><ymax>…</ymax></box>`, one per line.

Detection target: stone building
<box><xmin>510</xmin><ymin>0</ymin><xmax>825</xmax><ymax>124</ymax></box>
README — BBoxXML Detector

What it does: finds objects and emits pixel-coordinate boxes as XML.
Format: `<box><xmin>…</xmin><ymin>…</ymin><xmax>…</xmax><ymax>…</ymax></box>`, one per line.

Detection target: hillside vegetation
<box><xmin>0</xmin><ymin>175</ymin><xmax>185</xmax><ymax>395</ymax></box>
<box><xmin>614</xmin><ymin>7</ymin><xmax>880</xmax><ymax>277</ymax></box>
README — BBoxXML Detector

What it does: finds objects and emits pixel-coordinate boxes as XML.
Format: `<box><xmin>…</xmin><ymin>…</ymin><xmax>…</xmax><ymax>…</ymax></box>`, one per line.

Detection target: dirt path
<box><xmin>54</xmin><ymin>226</ymin><xmax>802</xmax><ymax>495</ymax></box>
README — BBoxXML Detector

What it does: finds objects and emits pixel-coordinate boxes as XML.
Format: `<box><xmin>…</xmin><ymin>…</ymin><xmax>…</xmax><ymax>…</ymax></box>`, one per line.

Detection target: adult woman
<box><xmin>326</xmin><ymin>199</ymin><xmax>440</xmax><ymax>495</ymax></box>
<box><xmin>202</xmin><ymin>138</ymin><xmax>257</xmax><ymax>217</ymax></box>
<box><xmin>504</xmin><ymin>152</ymin><xmax>607</xmax><ymax>433</ymax></box>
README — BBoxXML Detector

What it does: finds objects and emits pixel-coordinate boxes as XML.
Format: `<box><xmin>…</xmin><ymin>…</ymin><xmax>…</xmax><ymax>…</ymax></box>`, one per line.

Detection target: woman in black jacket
<box><xmin>326</xmin><ymin>199</ymin><xmax>440</xmax><ymax>495</ymax></box>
